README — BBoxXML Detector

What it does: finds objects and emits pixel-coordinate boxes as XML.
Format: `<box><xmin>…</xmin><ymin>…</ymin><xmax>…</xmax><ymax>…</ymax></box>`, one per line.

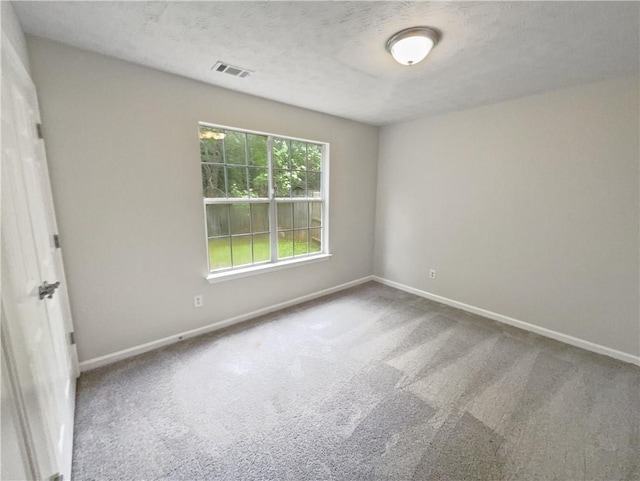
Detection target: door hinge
<box><xmin>69</xmin><ymin>332</ymin><xmax>76</xmax><ymax>345</ymax></box>
<box><xmin>36</xmin><ymin>123</ymin><xmax>44</xmax><ymax>139</ymax></box>
<box><xmin>53</xmin><ymin>234</ymin><xmax>61</xmax><ymax>248</ymax></box>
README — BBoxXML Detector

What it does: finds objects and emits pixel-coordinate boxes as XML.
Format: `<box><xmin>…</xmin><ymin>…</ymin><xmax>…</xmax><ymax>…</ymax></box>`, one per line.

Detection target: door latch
<box><xmin>39</xmin><ymin>281</ymin><xmax>60</xmax><ymax>300</ymax></box>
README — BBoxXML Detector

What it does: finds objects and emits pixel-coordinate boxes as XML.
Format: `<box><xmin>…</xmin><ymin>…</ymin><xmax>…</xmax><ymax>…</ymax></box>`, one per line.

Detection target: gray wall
<box><xmin>375</xmin><ymin>75</ymin><xmax>640</xmax><ymax>357</ymax></box>
<box><xmin>27</xmin><ymin>37</ymin><xmax>379</xmax><ymax>362</ymax></box>
<box><xmin>26</xmin><ymin>34</ymin><xmax>640</xmax><ymax>362</ymax></box>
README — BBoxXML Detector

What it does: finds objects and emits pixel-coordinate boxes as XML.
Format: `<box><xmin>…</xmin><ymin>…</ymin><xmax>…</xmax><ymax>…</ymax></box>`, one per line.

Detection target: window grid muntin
<box><xmin>244</xmin><ymin>134</ymin><xmax>251</xmax><ymax>200</ymax></box>
<box><xmin>200</xmin><ymin>123</ymin><xmax>326</xmax><ymax>273</ymax></box>
<box><xmin>205</xmin><ymin>201</ymin><xmax>272</xmax><ymax>269</ymax></box>
<box><xmin>275</xmin><ymin>201</ymin><xmax>322</xmax><ymax>260</ymax></box>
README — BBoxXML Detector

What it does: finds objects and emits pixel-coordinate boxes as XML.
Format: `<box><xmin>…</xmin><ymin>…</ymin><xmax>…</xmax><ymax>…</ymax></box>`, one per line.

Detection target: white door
<box><xmin>1</xmin><ymin>34</ymin><xmax>78</xmax><ymax>480</ymax></box>
<box><xmin>1</xmin><ymin>338</ymin><xmax>32</xmax><ymax>481</ymax></box>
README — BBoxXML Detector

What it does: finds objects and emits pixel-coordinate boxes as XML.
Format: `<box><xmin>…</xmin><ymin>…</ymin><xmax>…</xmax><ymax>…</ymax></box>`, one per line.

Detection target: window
<box><xmin>199</xmin><ymin>123</ymin><xmax>329</xmax><ymax>278</ymax></box>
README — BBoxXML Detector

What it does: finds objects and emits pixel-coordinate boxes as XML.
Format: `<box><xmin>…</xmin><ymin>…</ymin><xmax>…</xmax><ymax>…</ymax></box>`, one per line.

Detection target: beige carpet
<box><xmin>73</xmin><ymin>281</ymin><xmax>640</xmax><ymax>480</ymax></box>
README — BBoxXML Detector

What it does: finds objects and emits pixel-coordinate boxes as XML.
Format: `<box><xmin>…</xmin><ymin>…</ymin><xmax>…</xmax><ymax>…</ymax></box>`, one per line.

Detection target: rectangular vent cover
<box><xmin>212</xmin><ymin>61</ymin><xmax>252</xmax><ymax>78</ymax></box>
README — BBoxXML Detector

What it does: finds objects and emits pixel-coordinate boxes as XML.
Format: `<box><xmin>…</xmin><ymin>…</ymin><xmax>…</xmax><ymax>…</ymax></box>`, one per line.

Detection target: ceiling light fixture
<box><xmin>386</xmin><ymin>27</ymin><xmax>440</xmax><ymax>66</ymax></box>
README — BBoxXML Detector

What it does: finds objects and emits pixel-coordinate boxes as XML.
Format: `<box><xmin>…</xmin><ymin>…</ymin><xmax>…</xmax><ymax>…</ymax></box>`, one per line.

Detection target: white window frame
<box><xmin>200</xmin><ymin>122</ymin><xmax>331</xmax><ymax>283</ymax></box>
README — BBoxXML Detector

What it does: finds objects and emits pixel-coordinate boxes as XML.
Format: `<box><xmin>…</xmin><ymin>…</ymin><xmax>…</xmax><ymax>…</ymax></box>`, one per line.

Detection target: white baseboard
<box><xmin>373</xmin><ymin>276</ymin><xmax>640</xmax><ymax>367</ymax></box>
<box><xmin>80</xmin><ymin>276</ymin><xmax>374</xmax><ymax>372</ymax></box>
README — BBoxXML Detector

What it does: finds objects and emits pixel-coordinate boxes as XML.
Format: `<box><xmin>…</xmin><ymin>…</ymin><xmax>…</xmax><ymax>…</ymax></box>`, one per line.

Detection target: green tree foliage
<box><xmin>200</xmin><ymin>126</ymin><xmax>321</xmax><ymax>199</ymax></box>
<box><xmin>272</xmin><ymin>138</ymin><xmax>321</xmax><ymax>197</ymax></box>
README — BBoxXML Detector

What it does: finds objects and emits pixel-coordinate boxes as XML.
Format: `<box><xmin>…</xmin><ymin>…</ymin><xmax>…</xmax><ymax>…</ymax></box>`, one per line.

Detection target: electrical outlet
<box><xmin>194</xmin><ymin>295</ymin><xmax>203</xmax><ymax>308</ymax></box>
<box><xmin>429</xmin><ymin>269</ymin><xmax>436</xmax><ymax>279</ymax></box>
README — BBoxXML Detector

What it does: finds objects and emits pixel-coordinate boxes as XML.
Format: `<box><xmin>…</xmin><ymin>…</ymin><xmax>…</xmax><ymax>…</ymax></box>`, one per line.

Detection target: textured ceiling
<box><xmin>13</xmin><ymin>1</ymin><xmax>640</xmax><ymax>126</ymax></box>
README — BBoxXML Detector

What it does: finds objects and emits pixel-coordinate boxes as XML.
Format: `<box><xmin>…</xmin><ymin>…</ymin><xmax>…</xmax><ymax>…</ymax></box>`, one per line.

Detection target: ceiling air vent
<box><xmin>212</xmin><ymin>61</ymin><xmax>252</xmax><ymax>78</ymax></box>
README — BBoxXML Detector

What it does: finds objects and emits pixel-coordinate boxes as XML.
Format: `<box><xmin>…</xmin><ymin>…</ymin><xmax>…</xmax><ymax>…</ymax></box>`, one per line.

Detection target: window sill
<box><xmin>205</xmin><ymin>253</ymin><xmax>332</xmax><ymax>284</ymax></box>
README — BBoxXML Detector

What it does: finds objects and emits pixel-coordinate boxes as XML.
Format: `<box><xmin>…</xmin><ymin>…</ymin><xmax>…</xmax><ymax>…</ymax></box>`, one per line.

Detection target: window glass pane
<box><xmin>227</xmin><ymin>166</ymin><xmax>248</xmax><ymax>197</ymax></box>
<box><xmin>277</xmin><ymin>230</ymin><xmax>293</xmax><ymax>259</ymax></box>
<box><xmin>231</xmin><ymin>235</ymin><xmax>253</xmax><ymax>266</ymax></box>
<box><xmin>206</xmin><ymin>204</ymin><xmax>230</xmax><ymax>237</ymax></box>
<box><xmin>307</xmin><ymin>171</ymin><xmax>321</xmax><ymax>198</ymax></box>
<box><xmin>310</xmin><ymin>202</ymin><xmax>322</xmax><ymax>227</ymax></box>
<box><xmin>277</xmin><ymin>202</ymin><xmax>293</xmax><ymax>230</ymax></box>
<box><xmin>274</xmin><ymin>170</ymin><xmax>291</xmax><ymax>197</ymax></box>
<box><xmin>291</xmin><ymin>141</ymin><xmax>306</xmax><ymax>171</ymax></box>
<box><xmin>224</xmin><ymin>131</ymin><xmax>247</xmax><ymax>165</ymax></box>
<box><xmin>309</xmin><ymin>228</ymin><xmax>322</xmax><ymax>253</ymax></box>
<box><xmin>209</xmin><ymin>237</ymin><xmax>231</xmax><ymax>270</ymax></box>
<box><xmin>294</xmin><ymin>230</ymin><xmax>309</xmax><ymax>256</ymax></box>
<box><xmin>253</xmin><ymin>233</ymin><xmax>270</xmax><ymax>263</ymax></box>
<box><xmin>273</xmin><ymin>137</ymin><xmax>290</xmax><ymax>169</ymax></box>
<box><xmin>230</xmin><ymin>203</ymin><xmax>251</xmax><ymax>235</ymax></box>
<box><xmin>293</xmin><ymin>203</ymin><xmax>308</xmax><ymax>229</ymax></box>
<box><xmin>202</xmin><ymin>164</ymin><xmax>226</xmax><ymax>198</ymax></box>
<box><xmin>251</xmin><ymin>203</ymin><xmax>269</xmax><ymax>233</ymax></box>
<box><xmin>291</xmin><ymin>171</ymin><xmax>306</xmax><ymax>197</ymax></box>
<box><xmin>248</xmin><ymin>167</ymin><xmax>268</xmax><ymax>198</ymax></box>
<box><xmin>307</xmin><ymin>144</ymin><xmax>322</xmax><ymax>171</ymax></box>
<box><xmin>247</xmin><ymin>134</ymin><xmax>267</xmax><ymax>167</ymax></box>
<box><xmin>200</xmin><ymin>128</ymin><xmax>225</xmax><ymax>163</ymax></box>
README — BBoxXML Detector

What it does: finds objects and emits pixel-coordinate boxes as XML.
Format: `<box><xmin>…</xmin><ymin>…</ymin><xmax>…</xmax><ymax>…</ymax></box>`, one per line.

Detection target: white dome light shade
<box><xmin>390</xmin><ymin>36</ymin><xmax>434</xmax><ymax>65</ymax></box>
<box><xmin>386</xmin><ymin>27</ymin><xmax>440</xmax><ymax>66</ymax></box>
